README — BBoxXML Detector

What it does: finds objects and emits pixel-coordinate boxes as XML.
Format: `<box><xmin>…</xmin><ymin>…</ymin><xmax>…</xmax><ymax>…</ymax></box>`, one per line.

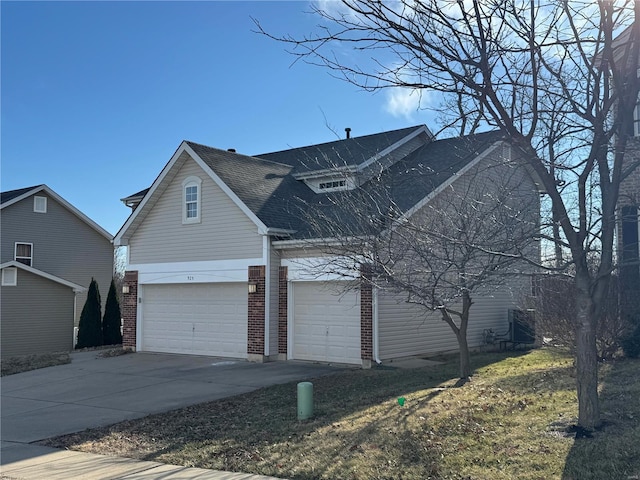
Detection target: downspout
<box><xmin>263</xmin><ymin>236</ymin><xmax>270</xmax><ymax>358</ymax></box>
<box><xmin>73</xmin><ymin>291</ymin><xmax>78</xmax><ymax>348</ymax></box>
<box><xmin>372</xmin><ymin>287</ymin><xmax>382</xmax><ymax>364</ymax></box>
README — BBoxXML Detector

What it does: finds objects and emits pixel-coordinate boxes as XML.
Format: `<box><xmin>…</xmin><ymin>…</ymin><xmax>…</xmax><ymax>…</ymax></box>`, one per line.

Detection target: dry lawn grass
<box><xmin>0</xmin><ymin>352</ymin><xmax>70</xmax><ymax>376</ymax></box>
<box><xmin>42</xmin><ymin>349</ymin><xmax>640</xmax><ymax>480</ymax></box>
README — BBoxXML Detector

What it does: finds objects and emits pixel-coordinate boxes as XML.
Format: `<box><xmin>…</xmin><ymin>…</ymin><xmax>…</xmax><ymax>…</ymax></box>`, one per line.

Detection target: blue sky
<box><xmin>2</xmin><ymin>1</ymin><xmax>435</xmax><ymax>236</ymax></box>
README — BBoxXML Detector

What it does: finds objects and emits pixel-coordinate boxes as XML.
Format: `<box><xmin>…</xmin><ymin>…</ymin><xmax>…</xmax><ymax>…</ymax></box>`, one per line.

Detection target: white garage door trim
<box><xmin>289</xmin><ymin>281</ymin><xmax>361</xmax><ymax>365</ymax></box>
<box><xmin>140</xmin><ymin>283</ymin><xmax>247</xmax><ymax>358</ymax></box>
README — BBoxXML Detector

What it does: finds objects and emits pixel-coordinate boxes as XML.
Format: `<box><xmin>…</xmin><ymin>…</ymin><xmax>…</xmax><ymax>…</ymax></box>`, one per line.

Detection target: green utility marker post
<box><xmin>297</xmin><ymin>381</ymin><xmax>314</xmax><ymax>420</ymax></box>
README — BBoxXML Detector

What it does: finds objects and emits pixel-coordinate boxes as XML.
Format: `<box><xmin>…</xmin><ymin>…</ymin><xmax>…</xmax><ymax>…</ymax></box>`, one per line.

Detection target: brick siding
<box><xmin>360</xmin><ymin>265</ymin><xmax>373</xmax><ymax>361</ymax></box>
<box><xmin>247</xmin><ymin>265</ymin><xmax>266</xmax><ymax>355</ymax></box>
<box><xmin>122</xmin><ymin>270</ymin><xmax>138</xmax><ymax>350</ymax></box>
<box><xmin>278</xmin><ymin>266</ymin><xmax>288</xmax><ymax>355</ymax></box>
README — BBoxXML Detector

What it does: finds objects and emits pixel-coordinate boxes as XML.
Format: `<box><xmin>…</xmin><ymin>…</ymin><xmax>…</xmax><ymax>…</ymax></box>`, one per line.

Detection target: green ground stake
<box><xmin>297</xmin><ymin>382</ymin><xmax>314</xmax><ymax>420</ymax></box>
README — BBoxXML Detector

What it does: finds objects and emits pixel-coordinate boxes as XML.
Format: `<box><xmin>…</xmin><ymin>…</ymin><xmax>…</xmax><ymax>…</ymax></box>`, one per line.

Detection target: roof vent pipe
<box><xmin>345</xmin><ymin>127</ymin><xmax>351</xmax><ymax>139</ymax></box>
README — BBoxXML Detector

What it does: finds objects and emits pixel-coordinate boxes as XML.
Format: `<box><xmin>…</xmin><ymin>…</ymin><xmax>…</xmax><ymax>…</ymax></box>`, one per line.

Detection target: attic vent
<box><xmin>227</xmin><ymin>148</ymin><xmax>236</xmax><ymax>153</ymax></box>
<box><xmin>319</xmin><ymin>180</ymin><xmax>346</xmax><ymax>190</ymax></box>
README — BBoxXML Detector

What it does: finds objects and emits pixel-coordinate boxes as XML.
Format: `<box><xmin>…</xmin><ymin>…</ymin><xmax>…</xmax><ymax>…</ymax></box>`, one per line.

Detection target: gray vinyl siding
<box><xmin>1</xmin><ymin>269</ymin><xmax>75</xmax><ymax>357</ymax></box>
<box><xmin>377</xmin><ymin>148</ymin><xmax>538</xmax><ymax>360</ymax></box>
<box><xmin>269</xmin><ymin>244</ymin><xmax>280</xmax><ymax>356</ymax></box>
<box><xmin>129</xmin><ymin>158</ymin><xmax>263</xmax><ymax>264</ymax></box>
<box><xmin>378</xmin><ymin>290</ymin><xmax>513</xmax><ymax>360</ymax></box>
<box><xmin>1</xmin><ymin>193</ymin><xmax>114</xmax><ymax>325</ymax></box>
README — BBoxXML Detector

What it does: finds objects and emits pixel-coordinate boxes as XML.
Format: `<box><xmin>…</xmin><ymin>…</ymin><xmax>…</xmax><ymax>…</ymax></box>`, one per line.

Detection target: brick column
<box><xmin>278</xmin><ymin>266</ymin><xmax>288</xmax><ymax>358</ymax></box>
<box><xmin>247</xmin><ymin>265</ymin><xmax>266</xmax><ymax>362</ymax></box>
<box><xmin>122</xmin><ymin>270</ymin><xmax>138</xmax><ymax>351</ymax></box>
<box><xmin>360</xmin><ymin>265</ymin><xmax>373</xmax><ymax>368</ymax></box>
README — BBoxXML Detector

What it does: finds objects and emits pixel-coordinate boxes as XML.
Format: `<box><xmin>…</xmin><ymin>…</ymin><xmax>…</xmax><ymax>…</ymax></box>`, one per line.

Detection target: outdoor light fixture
<box><xmin>248</xmin><ymin>283</ymin><xmax>257</xmax><ymax>294</ymax></box>
<box><xmin>122</xmin><ymin>285</ymin><xmax>130</xmax><ymax>294</ymax></box>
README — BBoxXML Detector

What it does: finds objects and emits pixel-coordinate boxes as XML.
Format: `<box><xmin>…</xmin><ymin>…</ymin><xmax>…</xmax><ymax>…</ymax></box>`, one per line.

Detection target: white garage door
<box><xmin>141</xmin><ymin>283</ymin><xmax>247</xmax><ymax>358</ymax></box>
<box><xmin>292</xmin><ymin>282</ymin><xmax>361</xmax><ymax>365</ymax></box>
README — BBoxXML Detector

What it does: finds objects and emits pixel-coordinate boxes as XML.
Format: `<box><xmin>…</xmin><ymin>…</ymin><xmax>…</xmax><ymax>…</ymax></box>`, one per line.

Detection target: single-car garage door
<box><xmin>292</xmin><ymin>282</ymin><xmax>361</xmax><ymax>365</ymax></box>
<box><xmin>141</xmin><ymin>283</ymin><xmax>247</xmax><ymax>358</ymax></box>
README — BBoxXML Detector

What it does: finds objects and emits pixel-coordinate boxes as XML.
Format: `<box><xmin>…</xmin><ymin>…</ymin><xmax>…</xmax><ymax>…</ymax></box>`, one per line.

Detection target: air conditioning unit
<box><xmin>508</xmin><ymin>309</ymin><xmax>536</xmax><ymax>344</ymax></box>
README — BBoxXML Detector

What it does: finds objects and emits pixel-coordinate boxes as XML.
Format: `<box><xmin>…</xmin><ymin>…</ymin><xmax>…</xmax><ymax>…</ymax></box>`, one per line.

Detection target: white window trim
<box><xmin>182</xmin><ymin>176</ymin><xmax>202</xmax><ymax>224</ymax></box>
<box><xmin>15</xmin><ymin>242</ymin><xmax>33</xmax><ymax>266</ymax></box>
<box><xmin>2</xmin><ymin>267</ymin><xmax>17</xmax><ymax>286</ymax></box>
<box><xmin>33</xmin><ymin>196</ymin><xmax>47</xmax><ymax>213</ymax></box>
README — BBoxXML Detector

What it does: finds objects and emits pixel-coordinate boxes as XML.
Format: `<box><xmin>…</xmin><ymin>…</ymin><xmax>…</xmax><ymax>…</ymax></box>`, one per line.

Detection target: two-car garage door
<box><xmin>141</xmin><ymin>283</ymin><xmax>247</xmax><ymax>358</ymax></box>
<box><xmin>292</xmin><ymin>282</ymin><xmax>361</xmax><ymax>365</ymax></box>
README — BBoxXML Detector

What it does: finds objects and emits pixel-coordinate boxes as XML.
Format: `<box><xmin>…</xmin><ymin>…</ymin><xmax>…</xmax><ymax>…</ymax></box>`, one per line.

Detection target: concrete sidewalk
<box><xmin>0</xmin><ymin>443</ymin><xmax>285</xmax><ymax>479</ymax></box>
<box><xmin>1</xmin><ymin>350</ymin><xmax>347</xmax><ymax>479</ymax></box>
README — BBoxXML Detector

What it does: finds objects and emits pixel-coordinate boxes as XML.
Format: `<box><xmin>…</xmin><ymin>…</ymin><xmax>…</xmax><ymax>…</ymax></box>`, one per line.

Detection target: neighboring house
<box><xmin>1</xmin><ymin>185</ymin><xmax>114</xmax><ymax>357</ymax></box>
<box><xmin>115</xmin><ymin>125</ymin><xmax>541</xmax><ymax>367</ymax></box>
<box><xmin>619</xmin><ymin>145</ymin><xmax>640</xmax><ymax>320</ymax></box>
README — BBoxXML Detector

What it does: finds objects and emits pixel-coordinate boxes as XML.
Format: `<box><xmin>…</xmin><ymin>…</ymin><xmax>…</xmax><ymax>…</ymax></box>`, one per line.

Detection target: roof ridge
<box><xmin>254</xmin><ymin>125</ymin><xmax>427</xmax><ymax>157</ymax></box>
<box><xmin>185</xmin><ymin>140</ymin><xmax>295</xmax><ymax>170</ymax></box>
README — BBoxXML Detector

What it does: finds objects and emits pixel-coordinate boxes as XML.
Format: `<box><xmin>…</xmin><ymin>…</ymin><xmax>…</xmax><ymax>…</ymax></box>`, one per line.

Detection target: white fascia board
<box><xmin>2</xmin><ymin>185</ymin><xmax>113</xmax><ymax>241</ymax></box>
<box><xmin>0</xmin><ymin>186</ymin><xmax>42</xmax><ymax>210</ymax></box>
<box><xmin>391</xmin><ymin>141</ymin><xmax>503</xmax><ymax>228</ymax></box>
<box><xmin>130</xmin><ymin>258</ymin><xmax>262</xmax><ymax>285</ymax></box>
<box><xmin>293</xmin><ymin>165</ymin><xmax>357</xmax><ymax>181</ymax></box>
<box><xmin>357</xmin><ymin>125</ymin><xmax>432</xmax><ymax>172</ymax></box>
<box><xmin>272</xmin><ymin>235</ymin><xmax>373</xmax><ymax>250</ymax></box>
<box><xmin>0</xmin><ymin>261</ymin><xmax>87</xmax><ymax>292</ymax></box>
<box><xmin>282</xmin><ymin>256</ymin><xmax>360</xmax><ymax>281</ymax></box>
<box><xmin>184</xmin><ymin>143</ymin><xmax>269</xmax><ymax>234</ymax></box>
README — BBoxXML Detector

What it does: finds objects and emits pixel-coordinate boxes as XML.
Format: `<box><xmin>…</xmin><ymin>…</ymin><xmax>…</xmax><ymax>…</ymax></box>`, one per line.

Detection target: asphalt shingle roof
<box><xmin>1</xmin><ymin>185</ymin><xmax>43</xmax><ymax>205</ymax></box>
<box><xmin>187</xmin><ymin>129</ymin><xmax>505</xmax><ymax>238</ymax></box>
<box><xmin>255</xmin><ymin>125</ymin><xmax>427</xmax><ymax>174</ymax></box>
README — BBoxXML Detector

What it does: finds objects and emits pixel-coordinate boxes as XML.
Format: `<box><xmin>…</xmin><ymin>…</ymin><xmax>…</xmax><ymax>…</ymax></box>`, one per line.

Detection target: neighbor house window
<box><xmin>2</xmin><ymin>267</ymin><xmax>17</xmax><ymax>286</ymax></box>
<box><xmin>15</xmin><ymin>243</ymin><xmax>33</xmax><ymax>266</ymax></box>
<box><xmin>182</xmin><ymin>176</ymin><xmax>202</xmax><ymax>224</ymax></box>
<box><xmin>34</xmin><ymin>196</ymin><xmax>47</xmax><ymax>213</ymax></box>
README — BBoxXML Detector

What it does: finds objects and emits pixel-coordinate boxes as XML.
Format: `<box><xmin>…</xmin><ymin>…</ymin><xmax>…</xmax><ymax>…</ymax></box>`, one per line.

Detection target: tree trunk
<box><xmin>457</xmin><ymin>331</ymin><xmax>471</xmax><ymax>380</ymax></box>
<box><xmin>574</xmin><ymin>277</ymin><xmax>601</xmax><ymax>430</ymax></box>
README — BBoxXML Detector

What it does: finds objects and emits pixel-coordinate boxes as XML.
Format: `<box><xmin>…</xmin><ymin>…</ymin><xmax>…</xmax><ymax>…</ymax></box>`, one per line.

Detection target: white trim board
<box><xmin>282</xmin><ymin>257</ymin><xmax>360</xmax><ymax>282</ymax></box>
<box><xmin>130</xmin><ymin>258</ymin><xmax>263</xmax><ymax>285</ymax></box>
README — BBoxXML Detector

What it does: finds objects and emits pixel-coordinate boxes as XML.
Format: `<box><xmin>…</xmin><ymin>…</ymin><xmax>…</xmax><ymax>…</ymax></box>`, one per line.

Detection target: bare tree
<box><xmin>291</xmin><ymin>145</ymin><xmax>539</xmax><ymax>382</ymax></box>
<box><xmin>255</xmin><ymin>0</ymin><xmax>640</xmax><ymax>430</ymax></box>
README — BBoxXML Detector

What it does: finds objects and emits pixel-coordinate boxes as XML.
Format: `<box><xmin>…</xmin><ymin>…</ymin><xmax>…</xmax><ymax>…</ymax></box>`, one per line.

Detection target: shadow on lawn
<box><xmin>561</xmin><ymin>357</ymin><xmax>640</xmax><ymax>480</ymax></box>
<box><xmin>141</xmin><ymin>350</ymin><xmax>526</xmax><ymax>478</ymax></box>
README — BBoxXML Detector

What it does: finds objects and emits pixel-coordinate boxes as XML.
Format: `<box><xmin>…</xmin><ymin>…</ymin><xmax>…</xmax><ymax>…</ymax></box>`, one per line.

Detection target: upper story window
<box><xmin>15</xmin><ymin>243</ymin><xmax>33</xmax><ymax>266</ymax></box>
<box><xmin>182</xmin><ymin>176</ymin><xmax>202</xmax><ymax>224</ymax></box>
<box><xmin>33</xmin><ymin>196</ymin><xmax>47</xmax><ymax>213</ymax></box>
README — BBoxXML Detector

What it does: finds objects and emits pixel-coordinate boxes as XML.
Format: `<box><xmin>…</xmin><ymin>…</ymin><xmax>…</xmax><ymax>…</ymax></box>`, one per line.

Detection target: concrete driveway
<box><xmin>1</xmin><ymin>351</ymin><xmax>345</xmax><ymax>445</ymax></box>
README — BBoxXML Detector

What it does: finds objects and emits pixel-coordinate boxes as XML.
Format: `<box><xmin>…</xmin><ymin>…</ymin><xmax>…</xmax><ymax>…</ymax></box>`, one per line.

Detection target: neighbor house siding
<box><xmin>0</xmin><ymin>193</ymin><xmax>113</xmax><ymax>324</ymax></box>
<box><xmin>129</xmin><ymin>158</ymin><xmax>263</xmax><ymax>264</ymax></box>
<box><xmin>378</xmin><ymin>290</ymin><xmax>512</xmax><ymax>359</ymax></box>
<box><xmin>1</xmin><ymin>269</ymin><xmax>75</xmax><ymax>357</ymax></box>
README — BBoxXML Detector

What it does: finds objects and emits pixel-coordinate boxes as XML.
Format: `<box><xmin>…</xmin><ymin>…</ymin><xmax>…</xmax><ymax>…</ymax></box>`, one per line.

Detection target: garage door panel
<box><xmin>141</xmin><ymin>283</ymin><xmax>247</xmax><ymax>357</ymax></box>
<box><xmin>293</xmin><ymin>282</ymin><xmax>361</xmax><ymax>365</ymax></box>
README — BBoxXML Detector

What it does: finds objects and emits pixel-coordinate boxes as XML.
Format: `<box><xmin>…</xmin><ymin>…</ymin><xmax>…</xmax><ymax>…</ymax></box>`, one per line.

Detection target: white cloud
<box><xmin>384</xmin><ymin>88</ymin><xmax>423</xmax><ymax>120</ymax></box>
